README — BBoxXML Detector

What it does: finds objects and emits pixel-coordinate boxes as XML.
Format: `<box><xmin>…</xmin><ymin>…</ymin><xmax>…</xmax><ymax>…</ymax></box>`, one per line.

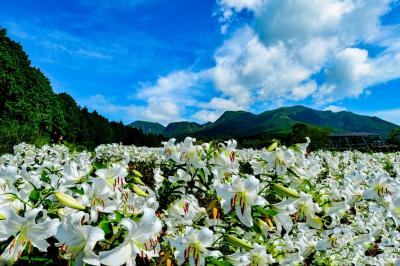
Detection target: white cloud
<box><xmin>218</xmin><ymin>0</ymin><xmax>262</xmax><ymax>13</ymax></box>
<box><xmin>129</xmin><ymin>70</ymin><xmax>212</xmax><ymax>123</ymax></box>
<box><xmin>213</xmin><ymin>27</ymin><xmax>313</xmax><ymax>105</ymax></box>
<box><xmin>370</xmin><ymin>108</ymin><xmax>400</xmax><ymax>125</ymax></box>
<box><xmin>324</xmin><ymin>105</ymin><xmax>348</xmax><ymax>112</ymax></box>
<box><xmin>315</xmin><ymin>48</ymin><xmax>373</xmax><ymax>103</ymax></box>
<box><xmin>195</xmin><ymin>96</ymin><xmax>241</xmax><ymax>122</ymax></box>
<box><xmin>217</xmin><ymin>0</ymin><xmax>263</xmax><ymax>32</ymax></box>
<box><xmin>254</xmin><ymin>0</ymin><xmax>355</xmax><ymax>45</ymax></box>
<box><xmin>135</xmin><ymin>70</ymin><xmax>207</xmax><ymax>102</ymax></box>
<box><xmin>80</xmin><ymin>94</ymin><xmax>181</xmax><ymax>125</ymax></box>
<box><xmin>212</xmin><ymin>0</ymin><xmax>400</xmax><ymax>107</ymax></box>
<box><xmin>297</xmin><ymin>38</ymin><xmax>338</xmax><ymax>70</ymax></box>
<box><xmin>193</xmin><ymin>110</ymin><xmax>223</xmax><ymax>123</ymax></box>
<box><xmin>290</xmin><ymin>81</ymin><xmax>317</xmax><ymax>101</ymax></box>
<box><xmin>140</xmin><ymin>98</ymin><xmax>180</xmax><ymax>123</ymax></box>
<box><xmin>200</xmin><ymin>97</ymin><xmax>241</xmax><ymax>110</ymax></box>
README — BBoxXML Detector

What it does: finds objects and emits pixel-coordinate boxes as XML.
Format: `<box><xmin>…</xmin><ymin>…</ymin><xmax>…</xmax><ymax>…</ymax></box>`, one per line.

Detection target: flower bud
<box><xmin>57</xmin><ymin>208</ymin><xmax>65</xmax><ymax>218</ymax></box>
<box><xmin>272</xmin><ymin>183</ymin><xmax>300</xmax><ymax>198</ymax></box>
<box><xmin>267</xmin><ymin>140</ymin><xmax>279</xmax><ymax>151</ymax></box>
<box><xmin>131</xmin><ymin>184</ymin><xmax>149</xmax><ymax>197</ymax></box>
<box><xmin>133</xmin><ymin>169</ymin><xmax>143</xmax><ymax>178</ymax></box>
<box><xmin>54</xmin><ymin>192</ymin><xmax>86</xmax><ymax>210</ymax></box>
<box><xmin>133</xmin><ymin>176</ymin><xmax>145</xmax><ymax>186</ymax></box>
<box><xmin>226</xmin><ymin>235</ymin><xmax>253</xmax><ymax>250</ymax></box>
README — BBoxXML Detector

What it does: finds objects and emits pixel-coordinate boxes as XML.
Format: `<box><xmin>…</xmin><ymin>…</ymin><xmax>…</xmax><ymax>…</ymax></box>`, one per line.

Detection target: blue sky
<box><xmin>1</xmin><ymin>0</ymin><xmax>400</xmax><ymax>125</ymax></box>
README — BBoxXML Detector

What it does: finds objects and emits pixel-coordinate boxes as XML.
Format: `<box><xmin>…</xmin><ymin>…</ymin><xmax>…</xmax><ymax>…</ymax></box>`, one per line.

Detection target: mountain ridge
<box><xmin>129</xmin><ymin>105</ymin><xmax>399</xmax><ymax>139</ymax></box>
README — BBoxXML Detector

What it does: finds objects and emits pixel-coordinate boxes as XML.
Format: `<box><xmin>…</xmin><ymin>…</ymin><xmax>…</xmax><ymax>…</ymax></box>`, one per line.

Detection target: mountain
<box><xmin>129</xmin><ymin>105</ymin><xmax>399</xmax><ymax>139</ymax></box>
<box><xmin>197</xmin><ymin>111</ymin><xmax>258</xmax><ymax>138</ymax></box>
<box><xmin>129</xmin><ymin>121</ymin><xmax>165</xmax><ymax>135</ymax></box>
<box><xmin>255</xmin><ymin>106</ymin><xmax>398</xmax><ymax>137</ymax></box>
<box><xmin>164</xmin><ymin>121</ymin><xmax>208</xmax><ymax>138</ymax></box>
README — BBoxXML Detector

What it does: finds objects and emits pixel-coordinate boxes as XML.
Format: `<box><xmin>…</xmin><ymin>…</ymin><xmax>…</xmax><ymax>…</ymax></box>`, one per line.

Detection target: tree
<box><xmin>289</xmin><ymin>123</ymin><xmax>331</xmax><ymax>150</ymax></box>
<box><xmin>387</xmin><ymin>128</ymin><xmax>400</xmax><ymax>146</ymax></box>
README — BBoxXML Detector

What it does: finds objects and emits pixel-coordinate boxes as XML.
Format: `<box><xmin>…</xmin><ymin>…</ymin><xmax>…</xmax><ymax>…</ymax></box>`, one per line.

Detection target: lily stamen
<box><xmin>28</xmin><ymin>240</ymin><xmax>32</xmax><ymax>255</ymax></box>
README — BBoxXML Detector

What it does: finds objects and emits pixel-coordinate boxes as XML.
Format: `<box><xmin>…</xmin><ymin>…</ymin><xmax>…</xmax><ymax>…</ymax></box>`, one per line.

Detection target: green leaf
<box><xmin>40</xmin><ymin>172</ymin><xmax>50</xmax><ymax>183</ymax></box>
<box><xmin>226</xmin><ymin>235</ymin><xmax>253</xmax><ymax>250</ymax></box>
<box><xmin>206</xmin><ymin>257</ymin><xmax>232</xmax><ymax>266</ymax></box>
<box><xmin>20</xmin><ymin>255</ymin><xmax>54</xmax><ymax>263</ymax></box>
<box><xmin>197</xmin><ymin>168</ymin><xmax>206</xmax><ymax>185</ymax></box>
<box><xmin>252</xmin><ymin>219</ymin><xmax>262</xmax><ymax>234</ymax></box>
<box><xmin>29</xmin><ymin>189</ymin><xmax>41</xmax><ymax>204</ymax></box>
<box><xmin>114</xmin><ymin>211</ymin><xmax>124</xmax><ymax>222</ymax></box>
<box><xmin>99</xmin><ymin>220</ymin><xmax>113</xmax><ymax>235</ymax></box>
<box><xmin>69</xmin><ymin>187</ymin><xmax>84</xmax><ymax>195</ymax></box>
<box><xmin>254</xmin><ymin>206</ymin><xmax>279</xmax><ymax>217</ymax></box>
<box><xmin>301</xmin><ymin>178</ymin><xmax>313</xmax><ymax>190</ymax></box>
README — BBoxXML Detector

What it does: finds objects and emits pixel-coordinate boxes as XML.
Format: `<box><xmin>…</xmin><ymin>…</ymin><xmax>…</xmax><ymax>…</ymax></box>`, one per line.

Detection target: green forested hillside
<box><xmin>129</xmin><ymin>120</ymin><xmax>165</xmax><ymax>135</ymax></box>
<box><xmin>0</xmin><ymin>28</ymin><xmax>163</xmax><ymax>153</ymax></box>
<box><xmin>164</xmin><ymin>121</ymin><xmax>208</xmax><ymax>138</ymax></box>
<box><xmin>131</xmin><ymin>105</ymin><xmax>399</xmax><ymax>140</ymax></box>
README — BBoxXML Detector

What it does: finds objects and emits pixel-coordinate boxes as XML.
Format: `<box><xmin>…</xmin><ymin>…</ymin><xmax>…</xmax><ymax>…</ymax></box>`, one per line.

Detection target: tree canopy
<box><xmin>388</xmin><ymin>128</ymin><xmax>400</xmax><ymax>146</ymax></box>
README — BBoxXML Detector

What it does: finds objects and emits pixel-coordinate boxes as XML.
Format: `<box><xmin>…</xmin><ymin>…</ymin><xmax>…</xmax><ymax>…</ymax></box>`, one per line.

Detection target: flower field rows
<box><xmin>0</xmin><ymin>138</ymin><xmax>399</xmax><ymax>265</ymax></box>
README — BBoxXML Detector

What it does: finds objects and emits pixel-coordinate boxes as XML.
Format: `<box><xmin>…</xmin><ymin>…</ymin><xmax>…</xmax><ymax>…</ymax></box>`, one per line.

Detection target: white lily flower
<box><xmin>250</xmin><ymin>159</ymin><xmax>270</xmax><ymax>176</ymax></box>
<box><xmin>99</xmin><ymin>207</ymin><xmax>162</xmax><ymax>266</ymax></box>
<box><xmin>295</xmin><ymin>192</ymin><xmax>323</xmax><ymax>229</ymax></box>
<box><xmin>62</xmin><ymin>162</ymin><xmax>89</xmax><ymax>185</ymax></box>
<box><xmin>216</xmin><ymin>175</ymin><xmax>267</xmax><ymax>227</ymax></box>
<box><xmin>153</xmin><ymin>168</ymin><xmax>164</xmax><ymax>192</ymax></box>
<box><xmin>95</xmin><ymin>164</ymin><xmax>128</xmax><ymax>190</ymax></box>
<box><xmin>161</xmin><ymin>138</ymin><xmax>181</xmax><ymax>162</ymax></box>
<box><xmin>169</xmin><ymin>227</ymin><xmax>221</xmax><ymax>266</ymax></box>
<box><xmin>81</xmin><ymin>178</ymin><xmax>117</xmax><ymax>222</ymax></box>
<box><xmin>211</xmin><ymin>140</ymin><xmax>239</xmax><ymax>170</ymax></box>
<box><xmin>169</xmin><ymin>169</ymin><xmax>192</xmax><ymax>183</ymax></box>
<box><xmin>164</xmin><ymin>195</ymin><xmax>206</xmax><ymax>231</ymax></box>
<box><xmin>261</xmin><ymin>147</ymin><xmax>296</xmax><ymax>175</ymax></box>
<box><xmin>227</xmin><ymin>244</ymin><xmax>275</xmax><ymax>266</ymax></box>
<box><xmin>123</xmin><ymin>186</ymin><xmax>159</xmax><ymax>214</ymax></box>
<box><xmin>0</xmin><ymin>166</ymin><xmax>19</xmax><ymax>189</ymax></box>
<box><xmin>56</xmin><ymin>211</ymin><xmax>104</xmax><ymax>266</ymax></box>
<box><xmin>363</xmin><ymin>176</ymin><xmax>398</xmax><ymax>201</ymax></box>
<box><xmin>179</xmin><ymin>137</ymin><xmax>206</xmax><ymax>168</ymax></box>
<box><xmin>293</xmin><ymin>137</ymin><xmax>311</xmax><ymax>155</ymax></box>
<box><xmin>226</xmin><ymin>251</ymin><xmax>251</xmax><ymax>266</ymax></box>
<box><xmin>0</xmin><ymin>207</ymin><xmax>59</xmax><ymax>265</ymax></box>
<box><xmin>272</xmin><ymin>199</ymin><xmax>297</xmax><ymax>234</ymax></box>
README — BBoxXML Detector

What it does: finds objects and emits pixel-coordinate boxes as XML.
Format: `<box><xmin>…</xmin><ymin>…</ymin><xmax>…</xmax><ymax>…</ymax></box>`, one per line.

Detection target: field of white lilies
<box><xmin>0</xmin><ymin>137</ymin><xmax>399</xmax><ymax>266</ymax></box>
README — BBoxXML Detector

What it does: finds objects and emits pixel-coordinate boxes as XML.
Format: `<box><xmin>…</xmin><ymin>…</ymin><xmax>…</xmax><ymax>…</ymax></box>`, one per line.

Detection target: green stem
<box><xmin>2</xmin><ymin>192</ymin><xmax>34</xmax><ymax>208</ymax></box>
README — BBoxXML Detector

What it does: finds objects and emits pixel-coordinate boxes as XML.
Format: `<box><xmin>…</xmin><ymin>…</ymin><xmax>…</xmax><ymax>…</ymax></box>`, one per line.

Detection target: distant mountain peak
<box><xmin>129</xmin><ymin>121</ymin><xmax>165</xmax><ymax>135</ymax></box>
<box><xmin>129</xmin><ymin>105</ymin><xmax>399</xmax><ymax>139</ymax></box>
<box><xmin>214</xmin><ymin>110</ymin><xmax>255</xmax><ymax>123</ymax></box>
